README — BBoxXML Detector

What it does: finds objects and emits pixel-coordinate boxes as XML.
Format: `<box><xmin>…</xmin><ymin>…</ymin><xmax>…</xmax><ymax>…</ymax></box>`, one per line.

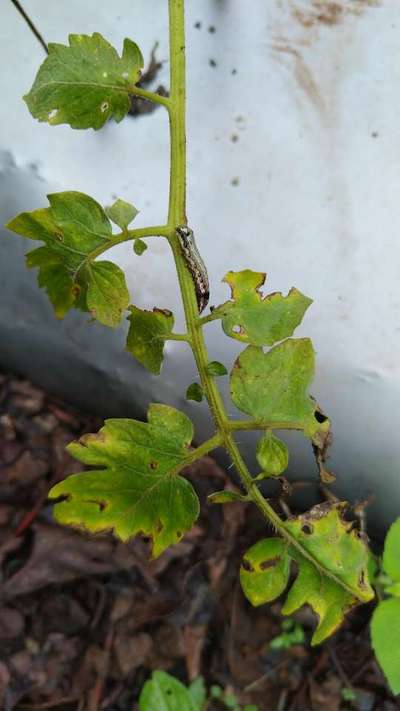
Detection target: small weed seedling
<box><xmin>5</xmin><ymin>0</ymin><xmax>400</xmax><ymax>697</ymax></box>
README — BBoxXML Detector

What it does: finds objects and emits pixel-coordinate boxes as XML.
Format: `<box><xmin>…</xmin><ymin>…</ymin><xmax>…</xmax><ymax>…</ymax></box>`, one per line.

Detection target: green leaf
<box><xmin>86</xmin><ymin>261</ymin><xmax>129</xmax><ymax>327</ymax></box>
<box><xmin>205</xmin><ymin>361</ymin><xmax>228</xmax><ymax>377</ymax></box>
<box><xmin>134</xmin><ymin>238</ymin><xmax>148</xmax><ymax>255</ymax></box>
<box><xmin>106</xmin><ymin>198</ymin><xmax>138</xmax><ymax>230</ymax></box>
<box><xmin>139</xmin><ymin>671</ymin><xmax>201</xmax><ymax>711</ymax></box>
<box><xmin>212</xmin><ymin>271</ymin><xmax>312</xmax><ymax>346</ymax></box>
<box><xmin>208</xmin><ymin>490</ymin><xmax>245</xmax><ymax>504</ymax></box>
<box><xmin>27</xmin><ymin>247</ymin><xmax>78</xmax><ymax>319</ymax></box>
<box><xmin>386</xmin><ymin>582</ymin><xmax>400</xmax><ymax>597</ymax></box>
<box><xmin>382</xmin><ymin>517</ymin><xmax>400</xmax><ymax>583</ymax></box>
<box><xmin>188</xmin><ymin>678</ymin><xmax>207</xmax><ymax>708</ymax></box>
<box><xmin>240</xmin><ymin>538</ymin><xmax>290</xmax><ymax>606</ymax></box>
<box><xmin>126</xmin><ymin>306</ymin><xmax>174</xmax><ymax>375</ymax></box>
<box><xmin>6</xmin><ymin>191</ymin><xmax>129</xmax><ymax>326</ymax></box>
<box><xmin>230</xmin><ymin>340</ymin><xmax>328</xmax><ymax>439</ymax></box>
<box><xmin>48</xmin><ymin>404</ymin><xmax>199</xmax><ymax>557</ymax></box>
<box><xmin>24</xmin><ymin>33</ymin><xmax>144</xmax><ymax>130</ymax></box>
<box><xmin>186</xmin><ymin>383</ymin><xmax>204</xmax><ymax>402</ymax></box>
<box><xmin>256</xmin><ymin>432</ymin><xmax>289</xmax><ymax>477</ymax></box>
<box><xmin>371</xmin><ymin>598</ymin><xmax>400</xmax><ymax>694</ymax></box>
<box><xmin>240</xmin><ymin>503</ymin><xmax>374</xmax><ymax>645</ymax></box>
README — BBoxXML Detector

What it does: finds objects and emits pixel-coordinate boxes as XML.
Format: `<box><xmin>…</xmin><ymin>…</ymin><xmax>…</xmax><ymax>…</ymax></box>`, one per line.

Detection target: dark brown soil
<box><xmin>0</xmin><ymin>371</ymin><xmax>397</xmax><ymax>710</ymax></box>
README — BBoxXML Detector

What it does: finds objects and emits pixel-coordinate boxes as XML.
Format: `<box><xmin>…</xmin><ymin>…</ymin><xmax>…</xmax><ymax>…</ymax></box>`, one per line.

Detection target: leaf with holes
<box><xmin>371</xmin><ymin>598</ymin><xmax>400</xmax><ymax>694</ymax></box>
<box><xmin>48</xmin><ymin>404</ymin><xmax>199</xmax><ymax>557</ymax></box>
<box><xmin>212</xmin><ymin>270</ymin><xmax>312</xmax><ymax>346</ymax></box>
<box><xmin>230</xmin><ymin>339</ymin><xmax>329</xmax><ymax>439</ymax></box>
<box><xmin>126</xmin><ymin>306</ymin><xmax>174</xmax><ymax>374</ymax></box>
<box><xmin>240</xmin><ymin>539</ymin><xmax>290</xmax><ymax>605</ymax></box>
<box><xmin>24</xmin><ymin>33</ymin><xmax>143</xmax><ymax>130</ymax></box>
<box><xmin>6</xmin><ymin>191</ymin><xmax>129</xmax><ymax>326</ymax></box>
<box><xmin>240</xmin><ymin>503</ymin><xmax>374</xmax><ymax>644</ymax></box>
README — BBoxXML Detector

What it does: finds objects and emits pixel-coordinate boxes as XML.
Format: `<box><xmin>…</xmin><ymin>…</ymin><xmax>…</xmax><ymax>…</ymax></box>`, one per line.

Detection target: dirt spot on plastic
<box><xmin>290</xmin><ymin>0</ymin><xmax>381</xmax><ymax>30</ymax></box>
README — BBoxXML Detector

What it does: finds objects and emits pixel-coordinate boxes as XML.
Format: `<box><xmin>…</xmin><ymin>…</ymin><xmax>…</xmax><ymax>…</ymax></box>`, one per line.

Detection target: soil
<box><xmin>0</xmin><ymin>370</ymin><xmax>398</xmax><ymax>711</ymax></box>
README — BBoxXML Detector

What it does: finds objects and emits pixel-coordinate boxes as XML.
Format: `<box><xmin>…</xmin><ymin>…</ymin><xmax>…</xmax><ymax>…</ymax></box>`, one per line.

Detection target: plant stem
<box><xmin>130</xmin><ymin>85</ymin><xmax>170</xmax><ymax>109</ymax></box>
<box><xmin>165</xmin><ymin>0</ymin><xmax>365</xmax><ymax>602</ymax></box>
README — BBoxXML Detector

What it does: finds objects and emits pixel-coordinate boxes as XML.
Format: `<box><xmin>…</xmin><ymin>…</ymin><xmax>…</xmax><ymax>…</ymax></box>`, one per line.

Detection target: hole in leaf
<box><xmin>241</xmin><ymin>558</ymin><xmax>254</xmax><ymax>573</ymax></box>
<box><xmin>100</xmin><ymin>101</ymin><xmax>109</xmax><ymax>113</ymax></box>
<box><xmin>48</xmin><ymin>109</ymin><xmax>58</xmax><ymax>120</ymax></box>
<box><xmin>87</xmin><ymin>499</ymin><xmax>106</xmax><ymax>512</ymax></box>
<box><xmin>314</xmin><ymin>410</ymin><xmax>328</xmax><ymax>424</ymax></box>
<box><xmin>359</xmin><ymin>569</ymin><xmax>366</xmax><ymax>588</ymax></box>
<box><xmin>301</xmin><ymin>523</ymin><xmax>313</xmax><ymax>535</ymax></box>
<box><xmin>260</xmin><ymin>556</ymin><xmax>279</xmax><ymax>571</ymax></box>
<box><xmin>232</xmin><ymin>324</ymin><xmax>241</xmax><ymax>334</ymax></box>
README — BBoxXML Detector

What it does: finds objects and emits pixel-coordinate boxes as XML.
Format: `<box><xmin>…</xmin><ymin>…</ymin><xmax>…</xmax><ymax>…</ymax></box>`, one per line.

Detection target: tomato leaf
<box><xmin>256</xmin><ymin>432</ymin><xmax>289</xmax><ymax>477</ymax></box>
<box><xmin>24</xmin><ymin>33</ymin><xmax>143</xmax><ymax>130</ymax></box>
<box><xmin>240</xmin><ymin>539</ymin><xmax>290</xmax><ymax>605</ymax></box>
<box><xmin>371</xmin><ymin>598</ymin><xmax>400</xmax><ymax>694</ymax></box>
<box><xmin>205</xmin><ymin>361</ymin><xmax>228</xmax><ymax>377</ymax></box>
<box><xmin>230</xmin><ymin>339</ymin><xmax>329</xmax><ymax>439</ymax></box>
<box><xmin>134</xmin><ymin>238</ymin><xmax>148</xmax><ymax>255</ymax></box>
<box><xmin>49</xmin><ymin>404</ymin><xmax>199</xmax><ymax>557</ymax></box>
<box><xmin>186</xmin><ymin>383</ymin><xmax>204</xmax><ymax>402</ymax></box>
<box><xmin>382</xmin><ymin>517</ymin><xmax>400</xmax><ymax>583</ymax></box>
<box><xmin>106</xmin><ymin>198</ymin><xmax>139</xmax><ymax>230</ymax></box>
<box><xmin>139</xmin><ymin>670</ymin><xmax>202</xmax><ymax>711</ymax></box>
<box><xmin>212</xmin><ymin>270</ymin><xmax>312</xmax><ymax>346</ymax></box>
<box><xmin>126</xmin><ymin>306</ymin><xmax>174</xmax><ymax>375</ymax></box>
<box><xmin>208</xmin><ymin>490</ymin><xmax>246</xmax><ymax>504</ymax></box>
<box><xmin>6</xmin><ymin>191</ymin><xmax>129</xmax><ymax>326</ymax></box>
<box><xmin>240</xmin><ymin>503</ymin><xmax>374</xmax><ymax>645</ymax></box>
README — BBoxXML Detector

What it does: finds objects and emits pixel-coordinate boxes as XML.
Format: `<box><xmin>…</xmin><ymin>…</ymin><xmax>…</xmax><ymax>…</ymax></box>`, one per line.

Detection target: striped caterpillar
<box><xmin>176</xmin><ymin>226</ymin><xmax>209</xmax><ymax>314</ymax></box>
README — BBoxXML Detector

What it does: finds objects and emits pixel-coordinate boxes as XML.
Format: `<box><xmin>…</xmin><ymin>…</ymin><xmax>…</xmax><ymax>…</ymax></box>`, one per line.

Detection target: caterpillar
<box><xmin>176</xmin><ymin>225</ymin><xmax>209</xmax><ymax>314</ymax></box>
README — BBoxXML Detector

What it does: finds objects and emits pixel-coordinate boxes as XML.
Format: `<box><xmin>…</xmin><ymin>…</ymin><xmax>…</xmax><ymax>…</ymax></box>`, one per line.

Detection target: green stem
<box><xmin>129</xmin><ymin>85</ymin><xmax>170</xmax><ymax>108</ymax></box>
<box><xmin>186</xmin><ymin>433</ymin><xmax>224</xmax><ymax>466</ymax></box>
<box><xmin>228</xmin><ymin>419</ymin><xmax>305</xmax><ymax>432</ymax></box>
<box><xmin>165</xmin><ymin>0</ymin><xmax>364</xmax><ymax>602</ymax></box>
<box><xmin>73</xmin><ymin>225</ymin><xmax>169</xmax><ymax>279</ymax></box>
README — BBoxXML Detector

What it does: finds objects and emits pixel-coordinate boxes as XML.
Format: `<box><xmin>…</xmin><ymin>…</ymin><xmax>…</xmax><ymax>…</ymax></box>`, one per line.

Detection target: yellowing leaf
<box><xmin>240</xmin><ymin>539</ymin><xmax>290</xmax><ymax>605</ymax></box>
<box><xmin>6</xmin><ymin>191</ymin><xmax>129</xmax><ymax>326</ymax></box>
<box><xmin>24</xmin><ymin>33</ymin><xmax>144</xmax><ymax>130</ymax></box>
<box><xmin>49</xmin><ymin>404</ymin><xmax>199</xmax><ymax>557</ymax></box>
<box><xmin>213</xmin><ymin>270</ymin><xmax>312</xmax><ymax>346</ymax></box>
<box><xmin>86</xmin><ymin>261</ymin><xmax>129</xmax><ymax>327</ymax></box>
<box><xmin>240</xmin><ymin>503</ymin><xmax>374</xmax><ymax>645</ymax></box>
<box><xmin>126</xmin><ymin>306</ymin><xmax>174</xmax><ymax>375</ymax></box>
<box><xmin>281</xmin><ymin>558</ymin><xmax>354</xmax><ymax>645</ymax></box>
